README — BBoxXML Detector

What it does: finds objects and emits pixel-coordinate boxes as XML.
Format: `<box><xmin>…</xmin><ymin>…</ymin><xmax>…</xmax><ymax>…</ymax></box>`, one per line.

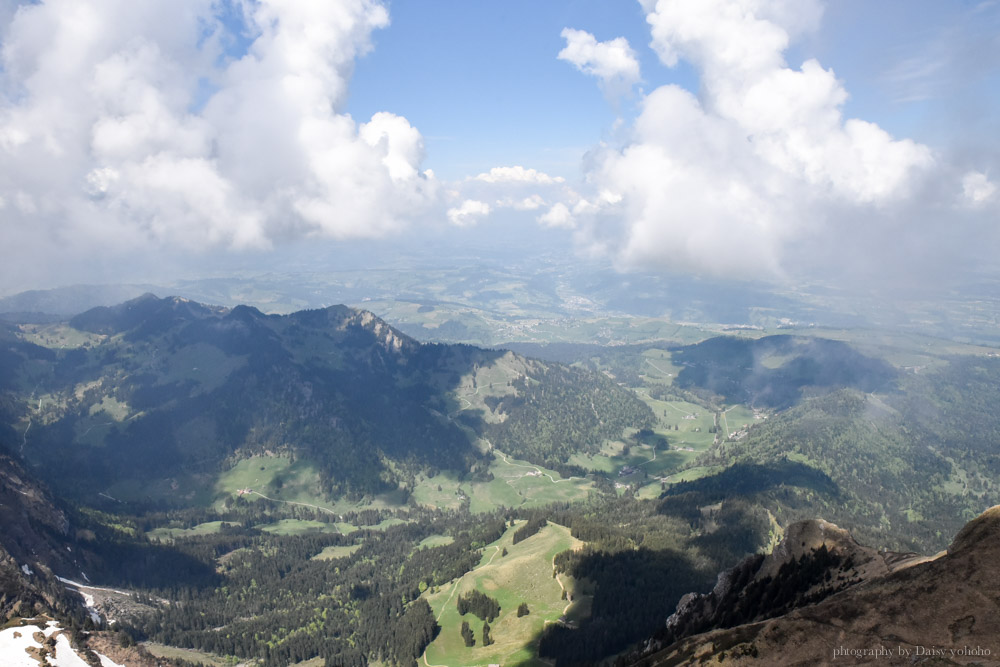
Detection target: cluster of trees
<box><xmin>456</xmin><ymin>618</ymin><xmax>495</xmax><ymax>648</ymax></box>
<box><xmin>460</xmin><ymin>621</ymin><xmax>475</xmax><ymax>647</ymax></box>
<box><xmin>487</xmin><ymin>365</ymin><xmax>654</xmax><ymax>467</ymax></box>
<box><xmin>512</xmin><ymin>515</ymin><xmax>547</xmax><ymax>545</ymax></box>
<box><xmin>117</xmin><ymin>505</ymin><xmax>508</xmax><ymax>666</ymax></box>
<box><xmin>482</xmin><ymin>621</ymin><xmax>494</xmax><ymax>646</ymax></box>
<box><xmin>456</xmin><ymin>590</ymin><xmax>500</xmax><ymax>622</ymax></box>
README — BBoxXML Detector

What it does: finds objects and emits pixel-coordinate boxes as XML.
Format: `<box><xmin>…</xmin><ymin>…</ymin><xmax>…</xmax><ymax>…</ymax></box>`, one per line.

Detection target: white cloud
<box><xmin>360</xmin><ymin>111</ymin><xmax>425</xmax><ymax>183</ymax></box>
<box><xmin>538</xmin><ymin>202</ymin><xmax>575</xmax><ymax>229</ymax></box>
<box><xmin>496</xmin><ymin>194</ymin><xmax>546</xmax><ymax>211</ymax></box>
<box><xmin>558</xmin><ymin>28</ymin><xmax>640</xmax><ymax>97</ymax></box>
<box><xmin>567</xmin><ymin>0</ymin><xmax>940</xmax><ymax>280</ymax></box>
<box><xmin>0</xmin><ymin>0</ymin><xmax>434</xmax><ymax>285</ymax></box>
<box><xmin>962</xmin><ymin>171</ymin><xmax>997</xmax><ymax>207</ymax></box>
<box><xmin>473</xmin><ymin>165</ymin><xmax>565</xmax><ymax>185</ymax></box>
<box><xmin>447</xmin><ymin>199</ymin><xmax>491</xmax><ymax>227</ymax></box>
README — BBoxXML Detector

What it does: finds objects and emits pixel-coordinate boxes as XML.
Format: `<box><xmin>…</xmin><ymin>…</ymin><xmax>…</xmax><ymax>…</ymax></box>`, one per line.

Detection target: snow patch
<box><xmin>50</xmin><ymin>631</ymin><xmax>98</xmax><ymax>666</ymax></box>
<box><xmin>0</xmin><ymin>621</ymin><xmax>124</xmax><ymax>667</ymax></box>
<box><xmin>21</xmin><ymin>563</ymin><xmax>33</xmax><ymax>576</ymax></box>
<box><xmin>0</xmin><ymin>623</ymin><xmax>44</xmax><ymax>667</ymax></box>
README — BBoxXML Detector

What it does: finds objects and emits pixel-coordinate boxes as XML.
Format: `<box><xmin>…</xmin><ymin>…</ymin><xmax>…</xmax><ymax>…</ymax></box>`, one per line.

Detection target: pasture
<box><xmin>422</xmin><ymin>521</ymin><xmax>585</xmax><ymax>667</ymax></box>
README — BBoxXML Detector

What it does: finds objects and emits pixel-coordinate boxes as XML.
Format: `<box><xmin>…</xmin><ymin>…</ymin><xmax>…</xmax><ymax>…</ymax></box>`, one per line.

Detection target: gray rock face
<box><xmin>632</xmin><ymin>508</ymin><xmax>1000</xmax><ymax>666</ymax></box>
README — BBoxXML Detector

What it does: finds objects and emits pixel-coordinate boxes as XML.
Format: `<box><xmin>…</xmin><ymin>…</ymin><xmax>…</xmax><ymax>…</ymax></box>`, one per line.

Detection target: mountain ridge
<box><xmin>5</xmin><ymin>294</ymin><xmax>653</xmax><ymax>506</ymax></box>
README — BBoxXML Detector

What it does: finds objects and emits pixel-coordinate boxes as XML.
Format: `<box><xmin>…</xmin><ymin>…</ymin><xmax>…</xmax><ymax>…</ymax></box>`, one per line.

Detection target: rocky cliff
<box><xmin>630</xmin><ymin>507</ymin><xmax>1000</xmax><ymax>666</ymax></box>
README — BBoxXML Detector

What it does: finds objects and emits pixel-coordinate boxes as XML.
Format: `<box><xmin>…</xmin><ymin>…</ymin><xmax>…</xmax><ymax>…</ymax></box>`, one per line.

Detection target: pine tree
<box><xmin>461</xmin><ymin>621</ymin><xmax>475</xmax><ymax>647</ymax></box>
<box><xmin>482</xmin><ymin>621</ymin><xmax>493</xmax><ymax>646</ymax></box>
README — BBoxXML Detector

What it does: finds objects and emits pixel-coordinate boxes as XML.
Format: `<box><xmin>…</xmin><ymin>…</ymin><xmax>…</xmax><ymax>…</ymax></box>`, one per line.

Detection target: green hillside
<box><xmin>2</xmin><ymin>295</ymin><xmax>651</xmax><ymax>506</ymax></box>
<box><xmin>679</xmin><ymin>356</ymin><xmax>1000</xmax><ymax>552</ymax></box>
<box><xmin>423</xmin><ymin>521</ymin><xmax>584</xmax><ymax>667</ymax></box>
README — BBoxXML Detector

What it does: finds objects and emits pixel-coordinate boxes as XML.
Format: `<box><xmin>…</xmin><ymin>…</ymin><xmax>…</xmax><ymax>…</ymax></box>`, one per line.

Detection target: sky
<box><xmin>0</xmin><ymin>0</ymin><xmax>998</xmax><ymax>295</ymax></box>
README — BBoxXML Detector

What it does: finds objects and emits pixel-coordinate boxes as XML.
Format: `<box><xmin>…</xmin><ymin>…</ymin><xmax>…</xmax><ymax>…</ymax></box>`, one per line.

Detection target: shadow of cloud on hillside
<box><xmin>86</xmin><ymin>540</ymin><xmax>222</xmax><ymax>592</ymax></box>
<box><xmin>671</xmin><ymin>335</ymin><xmax>899</xmax><ymax>409</ymax></box>
<box><xmin>657</xmin><ymin>460</ymin><xmax>840</xmax><ymax>521</ymax></box>
<box><xmin>510</xmin><ymin>547</ymin><xmax>712</xmax><ymax>666</ymax></box>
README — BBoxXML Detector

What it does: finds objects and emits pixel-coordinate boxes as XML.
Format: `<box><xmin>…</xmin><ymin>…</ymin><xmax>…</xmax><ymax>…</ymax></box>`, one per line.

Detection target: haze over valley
<box><xmin>1</xmin><ymin>1</ymin><xmax>1000</xmax><ymax>666</ymax></box>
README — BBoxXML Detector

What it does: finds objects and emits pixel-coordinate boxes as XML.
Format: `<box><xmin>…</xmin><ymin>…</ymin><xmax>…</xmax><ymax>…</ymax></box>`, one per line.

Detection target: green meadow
<box><xmin>422</xmin><ymin>522</ymin><xmax>585</xmax><ymax>667</ymax></box>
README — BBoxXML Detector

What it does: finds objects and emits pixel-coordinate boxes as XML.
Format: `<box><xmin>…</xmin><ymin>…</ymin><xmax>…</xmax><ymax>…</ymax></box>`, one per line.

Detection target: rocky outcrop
<box><xmin>631</xmin><ymin>508</ymin><xmax>1000</xmax><ymax>666</ymax></box>
<box><xmin>0</xmin><ymin>454</ymin><xmax>95</xmax><ymax>623</ymax></box>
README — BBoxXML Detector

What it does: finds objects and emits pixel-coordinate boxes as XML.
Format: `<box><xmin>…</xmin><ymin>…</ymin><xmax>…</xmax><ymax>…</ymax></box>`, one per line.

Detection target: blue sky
<box><xmin>0</xmin><ymin>0</ymin><xmax>998</xmax><ymax>292</ymax></box>
<box><xmin>344</xmin><ymin>0</ymin><xmax>1000</xmax><ymax>180</ymax></box>
<box><xmin>346</xmin><ymin>1</ymin><xmax>692</xmax><ymax>180</ymax></box>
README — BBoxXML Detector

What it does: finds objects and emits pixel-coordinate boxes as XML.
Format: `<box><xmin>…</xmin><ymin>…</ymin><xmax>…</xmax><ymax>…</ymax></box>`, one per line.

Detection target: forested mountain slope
<box><xmin>670</xmin><ymin>334</ymin><xmax>898</xmax><ymax>408</ymax></box>
<box><xmin>1</xmin><ymin>294</ymin><xmax>652</xmax><ymax>505</ymax></box>
<box><xmin>678</xmin><ymin>354</ymin><xmax>1000</xmax><ymax>554</ymax></box>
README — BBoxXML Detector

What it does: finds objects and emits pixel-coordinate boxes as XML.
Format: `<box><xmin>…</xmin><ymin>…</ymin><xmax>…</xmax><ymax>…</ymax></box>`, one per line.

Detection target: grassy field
<box><xmin>87</xmin><ymin>395</ymin><xmax>131</xmax><ymax>420</ymax></box>
<box><xmin>662</xmin><ymin>465</ymin><xmax>724</xmax><ymax>483</ymax></box>
<box><xmin>148</xmin><ymin>520</ymin><xmax>227</xmax><ymax>542</ymax></box>
<box><xmin>720</xmin><ymin>405</ymin><xmax>761</xmax><ymax>438</ymax></box>
<box><xmin>411</xmin><ymin>471</ymin><xmax>468</xmax><ymax>511</ymax></box>
<box><xmin>258</xmin><ymin>519</ymin><xmax>341</xmax><ymax>536</ymax></box>
<box><xmin>479</xmin><ymin>451</ymin><xmax>593</xmax><ymax>509</ymax></box>
<box><xmin>215</xmin><ymin>455</ymin><xmax>339</xmax><ymax>512</ymax></box>
<box><xmin>217</xmin><ymin>455</ymin><xmax>315</xmax><ymax>499</ymax></box>
<box><xmin>445</xmin><ymin>353</ymin><xmax>528</xmax><ymax>424</ymax></box>
<box><xmin>569</xmin><ymin>439</ymin><xmax>688</xmax><ymax>478</ymax></box>
<box><xmin>143</xmin><ymin>642</ymin><xmax>245</xmax><ymax>667</ymax></box>
<box><xmin>18</xmin><ymin>323</ymin><xmax>107</xmax><ymax>349</ymax></box>
<box><xmin>411</xmin><ymin>449</ymin><xmax>593</xmax><ymax>514</ymax></box>
<box><xmin>422</xmin><ymin>522</ymin><xmax>585</xmax><ymax>667</ymax></box>
<box><xmin>639</xmin><ymin>348</ymin><xmax>681</xmax><ymax>384</ymax></box>
<box><xmin>311</xmin><ymin>544</ymin><xmax>362</xmax><ymax>561</ymax></box>
<box><xmin>418</xmin><ymin>534</ymin><xmax>455</xmax><ymax>549</ymax></box>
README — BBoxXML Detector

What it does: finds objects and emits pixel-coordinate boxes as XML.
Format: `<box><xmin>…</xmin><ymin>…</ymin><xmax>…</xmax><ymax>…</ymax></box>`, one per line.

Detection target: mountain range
<box><xmin>3</xmin><ymin>294</ymin><xmax>651</xmax><ymax>506</ymax></box>
<box><xmin>1</xmin><ymin>293</ymin><xmax>998</xmax><ymax>666</ymax></box>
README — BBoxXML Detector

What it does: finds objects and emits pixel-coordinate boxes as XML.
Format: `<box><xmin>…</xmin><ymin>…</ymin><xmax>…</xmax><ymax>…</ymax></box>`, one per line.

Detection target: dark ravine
<box><xmin>627</xmin><ymin>506</ymin><xmax>1000</xmax><ymax>666</ymax></box>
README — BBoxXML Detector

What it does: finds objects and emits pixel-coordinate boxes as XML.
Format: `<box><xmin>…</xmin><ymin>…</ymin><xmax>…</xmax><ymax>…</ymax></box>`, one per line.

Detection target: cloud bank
<box><xmin>0</xmin><ymin>0</ymin><xmax>434</xmax><ymax>287</ymax></box>
<box><xmin>562</xmin><ymin>0</ymin><xmax>998</xmax><ymax>285</ymax></box>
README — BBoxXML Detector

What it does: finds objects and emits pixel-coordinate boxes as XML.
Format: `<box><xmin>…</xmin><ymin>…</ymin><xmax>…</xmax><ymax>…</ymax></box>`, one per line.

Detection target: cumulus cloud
<box><xmin>447</xmin><ymin>199</ymin><xmax>491</xmax><ymax>227</ymax></box>
<box><xmin>463</xmin><ymin>166</ymin><xmax>573</xmax><ymax>224</ymax></box>
<box><xmin>538</xmin><ymin>203</ymin><xmax>575</xmax><ymax>229</ymax></box>
<box><xmin>0</xmin><ymin>0</ymin><xmax>434</xmax><ymax>287</ymax></box>
<box><xmin>473</xmin><ymin>165</ymin><xmax>565</xmax><ymax>185</ymax></box>
<box><xmin>961</xmin><ymin>171</ymin><xmax>997</xmax><ymax>207</ymax></box>
<box><xmin>558</xmin><ymin>28</ymin><xmax>641</xmax><ymax>97</ymax></box>
<box><xmin>496</xmin><ymin>194</ymin><xmax>546</xmax><ymax>211</ymax></box>
<box><xmin>566</xmin><ymin>0</ymin><xmax>947</xmax><ymax>281</ymax></box>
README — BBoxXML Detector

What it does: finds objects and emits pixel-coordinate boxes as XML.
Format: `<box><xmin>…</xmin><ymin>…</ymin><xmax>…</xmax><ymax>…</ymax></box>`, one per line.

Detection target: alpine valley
<box><xmin>1</xmin><ymin>292</ymin><xmax>999</xmax><ymax>666</ymax></box>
